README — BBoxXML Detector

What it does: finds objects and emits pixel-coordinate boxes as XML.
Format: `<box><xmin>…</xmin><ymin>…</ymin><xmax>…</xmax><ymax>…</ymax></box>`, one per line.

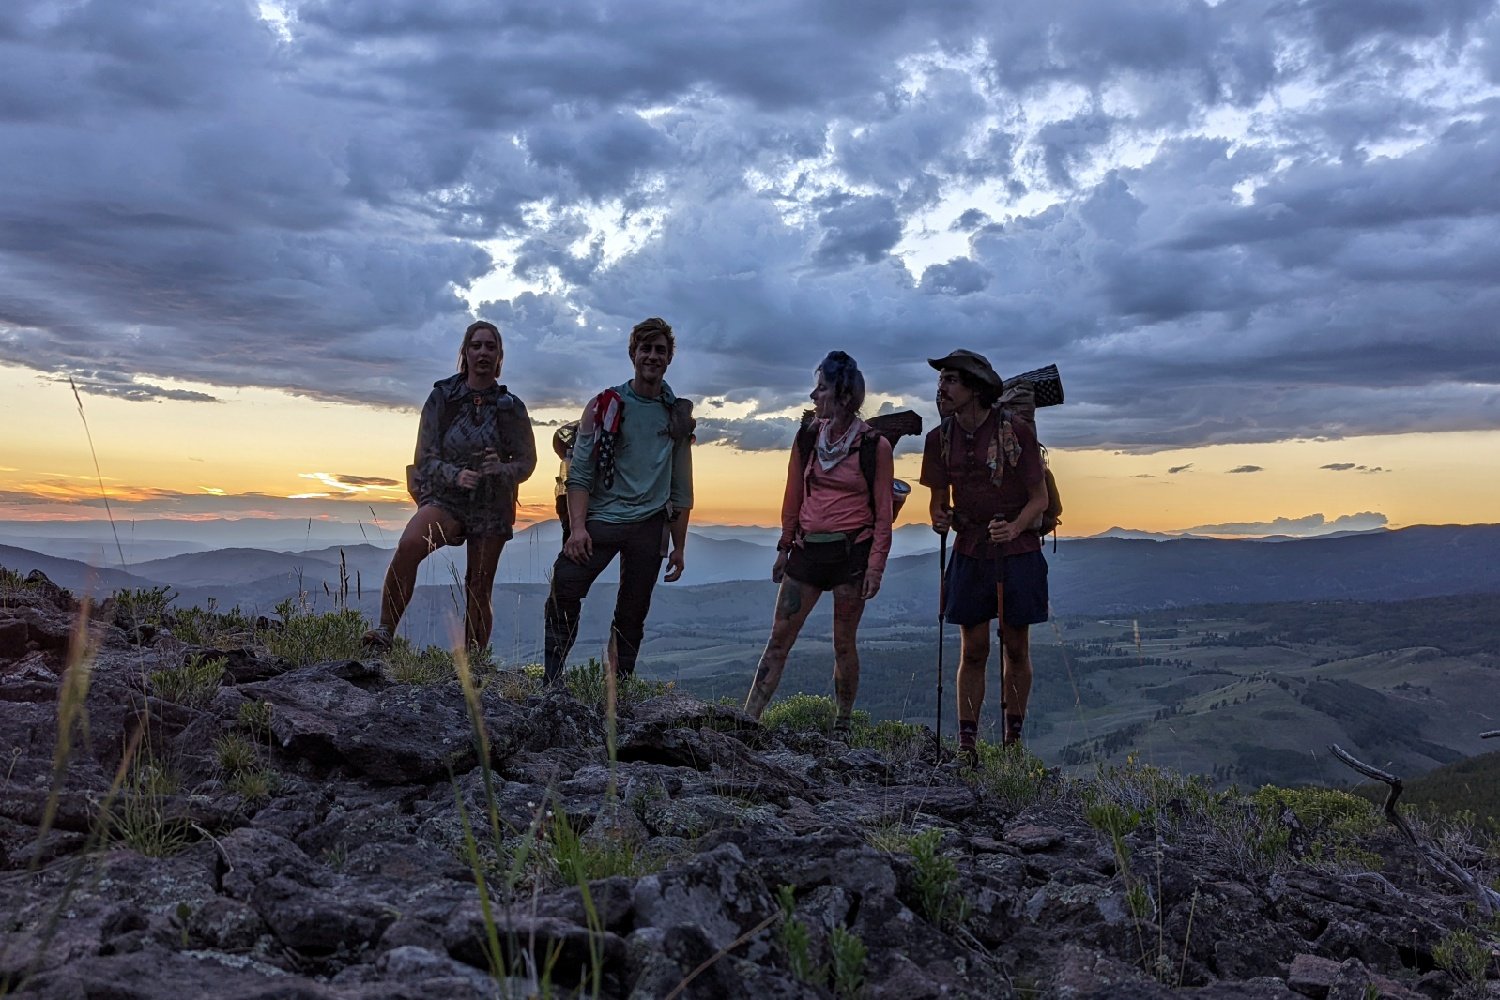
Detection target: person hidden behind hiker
<box><xmin>363</xmin><ymin>320</ymin><xmax>537</xmax><ymax>655</ymax></box>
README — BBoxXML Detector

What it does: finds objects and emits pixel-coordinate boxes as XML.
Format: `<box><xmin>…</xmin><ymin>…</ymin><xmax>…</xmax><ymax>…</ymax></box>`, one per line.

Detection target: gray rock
<box><xmin>632</xmin><ymin>843</ymin><xmax>776</xmax><ymax>955</ymax></box>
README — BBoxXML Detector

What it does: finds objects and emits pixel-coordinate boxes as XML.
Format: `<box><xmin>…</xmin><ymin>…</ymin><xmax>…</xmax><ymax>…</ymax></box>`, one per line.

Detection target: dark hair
<box><xmin>956</xmin><ymin>368</ymin><xmax>998</xmax><ymax>409</ymax></box>
<box><xmin>629</xmin><ymin>317</ymin><xmax>675</xmax><ymax>362</ymax></box>
<box><xmin>458</xmin><ymin>320</ymin><xmax>502</xmax><ymax>374</ymax></box>
<box><xmin>816</xmin><ymin>350</ymin><xmax>865</xmax><ymax>416</ymax></box>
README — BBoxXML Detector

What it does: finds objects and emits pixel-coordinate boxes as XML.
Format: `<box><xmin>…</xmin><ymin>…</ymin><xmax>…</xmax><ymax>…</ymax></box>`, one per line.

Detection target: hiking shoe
<box><xmin>942</xmin><ymin>745</ymin><xmax>980</xmax><ymax>772</ymax></box>
<box><xmin>830</xmin><ymin>718</ymin><xmax>853</xmax><ymax>744</ymax></box>
<box><xmin>361</xmin><ymin>626</ymin><xmax>393</xmax><ymax>652</ymax></box>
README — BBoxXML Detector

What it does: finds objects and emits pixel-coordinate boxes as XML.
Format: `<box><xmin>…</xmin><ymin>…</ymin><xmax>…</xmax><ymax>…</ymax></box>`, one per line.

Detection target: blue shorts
<box><xmin>942</xmin><ymin>549</ymin><xmax>1049</xmax><ymax>629</ymax></box>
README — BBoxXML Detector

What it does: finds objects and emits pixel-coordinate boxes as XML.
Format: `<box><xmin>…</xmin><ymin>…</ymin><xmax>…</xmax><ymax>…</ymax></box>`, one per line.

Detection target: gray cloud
<box><xmin>1226</xmin><ymin>465</ymin><xmax>1264</xmax><ymax>474</ymax></box>
<box><xmin>1167</xmin><ymin>464</ymin><xmax>1193</xmax><ymax>474</ymax></box>
<box><xmin>1321</xmin><ymin>462</ymin><xmax>1390</xmax><ymax>474</ymax></box>
<box><xmin>0</xmin><ymin>0</ymin><xmax>1497</xmax><ymax>454</ymax></box>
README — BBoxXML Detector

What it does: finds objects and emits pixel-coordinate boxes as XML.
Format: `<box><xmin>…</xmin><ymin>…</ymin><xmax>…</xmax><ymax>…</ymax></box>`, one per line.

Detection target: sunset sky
<box><xmin>3</xmin><ymin>0</ymin><xmax>1499</xmax><ymax>541</ymax></box>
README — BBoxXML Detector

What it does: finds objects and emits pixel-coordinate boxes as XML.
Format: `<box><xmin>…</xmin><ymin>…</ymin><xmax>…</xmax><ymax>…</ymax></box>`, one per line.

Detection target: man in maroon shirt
<box><xmin>920</xmin><ymin>350</ymin><xmax>1051</xmax><ymax>766</ymax></box>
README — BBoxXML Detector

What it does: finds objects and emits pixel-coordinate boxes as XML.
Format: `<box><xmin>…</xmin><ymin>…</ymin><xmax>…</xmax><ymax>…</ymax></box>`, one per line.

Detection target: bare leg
<box><xmin>830</xmin><ymin>582</ymin><xmax>866</xmax><ymax>720</ymax></box>
<box><xmin>744</xmin><ymin>578</ymin><xmax>821</xmax><ymax>719</ymax></box>
<box><xmin>1000</xmin><ymin>622</ymin><xmax>1033</xmax><ymax>727</ymax></box>
<box><xmin>380</xmin><ymin>506</ymin><xmax>465</xmax><ymax>634</ymax></box>
<box><xmin>956</xmin><ymin>622</ymin><xmax>991</xmax><ymax>728</ymax></box>
<box><xmin>464</xmin><ymin>535</ymin><xmax>506</xmax><ymax>651</ymax></box>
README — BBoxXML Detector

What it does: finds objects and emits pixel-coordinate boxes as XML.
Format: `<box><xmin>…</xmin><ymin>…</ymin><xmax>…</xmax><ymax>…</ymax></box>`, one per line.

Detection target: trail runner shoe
<box><xmin>361</xmin><ymin>626</ymin><xmax>393</xmax><ymax>652</ymax></box>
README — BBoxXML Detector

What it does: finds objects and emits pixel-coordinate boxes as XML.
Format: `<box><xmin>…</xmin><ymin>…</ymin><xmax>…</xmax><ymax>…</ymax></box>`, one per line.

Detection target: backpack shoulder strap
<box><xmin>435</xmin><ymin>393</ymin><xmax>463</xmax><ymax>440</ymax></box>
<box><xmin>859</xmin><ymin>432</ymin><xmax>879</xmax><ymax>513</ymax></box>
<box><xmin>794</xmin><ymin>417</ymin><xmax>818</xmax><ymax>499</ymax></box>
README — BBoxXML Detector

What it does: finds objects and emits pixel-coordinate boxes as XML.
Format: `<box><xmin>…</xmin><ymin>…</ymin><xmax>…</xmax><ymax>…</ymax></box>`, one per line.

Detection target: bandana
<box><xmin>815</xmin><ymin>418</ymin><xmax>859</xmax><ymax>472</ymax></box>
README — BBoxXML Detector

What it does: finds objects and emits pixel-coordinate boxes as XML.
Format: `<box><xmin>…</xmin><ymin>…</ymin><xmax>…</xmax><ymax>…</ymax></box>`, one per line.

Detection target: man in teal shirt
<box><xmin>543</xmin><ymin>317</ymin><xmax>694</xmax><ymax>683</ymax></box>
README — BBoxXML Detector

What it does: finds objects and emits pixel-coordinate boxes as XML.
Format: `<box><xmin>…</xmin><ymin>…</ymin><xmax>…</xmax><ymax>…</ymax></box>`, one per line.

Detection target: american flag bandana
<box><xmin>592</xmin><ymin>388</ymin><xmax>625</xmax><ymax>489</ymax></box>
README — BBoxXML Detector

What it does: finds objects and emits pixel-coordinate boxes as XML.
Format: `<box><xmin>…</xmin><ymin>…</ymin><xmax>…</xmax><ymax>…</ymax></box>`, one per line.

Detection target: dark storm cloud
<box><xmin>3</xmin><ymin>0</ymin><xmax>1499</xmax><ymax>453</ymax></box>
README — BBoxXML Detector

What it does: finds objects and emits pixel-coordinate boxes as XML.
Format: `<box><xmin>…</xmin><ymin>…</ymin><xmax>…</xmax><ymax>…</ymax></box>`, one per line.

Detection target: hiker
<box><xmin>743</xmin><ymin>351</ymin><xmax>895</xmax><ymax>739</ymax></box>
<box><xmin>363</xmin><ymin>320</ymin><xmax>537</xmax><ymax>653</ymax></box>
<box><xmin>921</xmin><ymin>349</ymin><xmax>1049</xmax><ymax>765</ymax></box>
<box><xmin>542</xmin><ymin>317</ymin><xmax>695</xmax><ymax>684</ymax></box>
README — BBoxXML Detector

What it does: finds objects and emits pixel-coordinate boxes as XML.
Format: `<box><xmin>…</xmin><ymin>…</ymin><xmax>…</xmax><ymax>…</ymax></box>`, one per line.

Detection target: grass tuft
<box><xmin>148</xmin><ymin>654</ymin><xmax>225</xmax><ymax>708</ymax></box>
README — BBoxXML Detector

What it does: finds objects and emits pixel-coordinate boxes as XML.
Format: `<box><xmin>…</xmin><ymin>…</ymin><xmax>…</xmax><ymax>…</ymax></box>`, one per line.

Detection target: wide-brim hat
<box><xmin>927</xmin><ymin>349</ymin><xmax>1003</xmax><ymax>391</ymax></box>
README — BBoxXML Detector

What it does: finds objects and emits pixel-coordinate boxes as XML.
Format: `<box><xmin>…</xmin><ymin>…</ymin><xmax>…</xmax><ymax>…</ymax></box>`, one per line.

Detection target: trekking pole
<box><xmin>935</xmin><ymin>527</ymin><xmax>948</xmax><ymax>761</ymax></box>
<box><xmin>991</xmin><ymin>517</ymin><xmax>1008</xmax><ymax>743</ymax></box>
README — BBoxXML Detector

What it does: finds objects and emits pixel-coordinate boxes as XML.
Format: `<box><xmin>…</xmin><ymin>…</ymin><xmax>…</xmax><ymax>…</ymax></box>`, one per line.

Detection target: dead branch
<box><xmin>1330</xmin><ymin>744</ymin><xmax>1500</xmax><ymax>919</ymax></box>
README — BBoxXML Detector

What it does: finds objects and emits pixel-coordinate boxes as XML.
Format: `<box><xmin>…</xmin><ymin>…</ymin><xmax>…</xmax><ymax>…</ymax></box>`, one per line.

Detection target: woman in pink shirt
<box><xmin>743</xmin><ymin>351</ymin><xmax>894</xmax><ymax>738</ymax></box>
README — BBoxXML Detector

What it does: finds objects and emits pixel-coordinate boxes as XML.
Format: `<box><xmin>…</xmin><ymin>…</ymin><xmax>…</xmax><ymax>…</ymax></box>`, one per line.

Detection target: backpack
<box><xmin>999</xmin><ymin>368</ymin><xmax>1064</xmax><ymax>546</ymax></box>
<box><xmin>792</xmin><ymin>409</ymin><xmax>922</xmax><ymax>523</ymax></box>
<box><xmin>549</xmin><ymin>389</ymin><xmax>697</xmax><ymax>530</ymax></box>
<box><xmin>940</xmin><ymin>367</ymin><xmax>1065</xmax><ymax>547</ymax></box>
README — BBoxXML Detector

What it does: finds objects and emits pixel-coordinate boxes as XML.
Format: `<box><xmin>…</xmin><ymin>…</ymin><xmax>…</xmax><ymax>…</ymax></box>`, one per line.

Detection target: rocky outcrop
<box><xmin>0</xmin><ymin>575</ymin><xmax>1495</xmax><ymax>998</ymax></box>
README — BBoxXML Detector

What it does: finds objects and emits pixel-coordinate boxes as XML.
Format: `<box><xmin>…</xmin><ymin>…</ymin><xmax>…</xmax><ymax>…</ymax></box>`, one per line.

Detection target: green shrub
<box><xmin>170</xmin><ymin>602</ymin><xmax>255</xmax><ymax>647</ymax></box>
<box><xmin>113</xmin><ymin>585</ymin><xmax>177</xmax><ymax>629</ymax></box>
<box><xmin>148</xmin><ymin>654</ymin><xmax>225</xmax><ymax>707</ymax></box>
<box><xmin>976</xmin><ymin>742</ymin><xmax>1052</xmax><ymax>810</ymax></box>
<box><xmin>829</xmin><ymin>925</ymin><xmax>867</xmax><ymax>998</ymax></box>
<box><xmin>776</xmin><ymin>884</ymin><xmax>820</xmax><ymax>984</ymax></box>
<box><xmin>264</xmin><ymin>605</ymin><xmax>366</xmax><ymax>665</ymax></box>
<box><xmin>850</xmin><ymin>718</ymin><xmax>924</xmax><ymax>754</ymax></box>
<box><xmin>1253</xmin><ymin>785</ymin><xmax>1382</xmax><ymax>865</ymax></box>
<box><xmin>760</xmin><ymin>693</ymin><xmax>865</xmax><ymax>734</ymax></box>
<box><xmin>1432</xmin><ymin>928</ymin><xmax>1492</xmax><ymax>996</ymax></box>
<box><xmin>906</xmin><ymin>828</ymin><xmax>968</xmax><ymax>929</ymax></box>
<box><xmin>564</xmin><ymin>658</ymin><xmax>674</xmax><ymax>710</ymax></box>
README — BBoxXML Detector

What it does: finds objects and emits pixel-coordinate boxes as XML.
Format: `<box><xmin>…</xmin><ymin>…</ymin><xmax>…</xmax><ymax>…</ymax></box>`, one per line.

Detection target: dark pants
<box><xmin>544</xmin><ymin>512</ymin><xmax>666</xmax><ymax>683</ymax></box>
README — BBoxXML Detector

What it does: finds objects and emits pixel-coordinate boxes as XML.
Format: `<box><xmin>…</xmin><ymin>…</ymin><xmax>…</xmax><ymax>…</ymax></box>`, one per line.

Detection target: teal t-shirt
<box><xmin>567</xmin><ymin>380</ymin><xmax>693</xmax><ymax>524</ymax></box>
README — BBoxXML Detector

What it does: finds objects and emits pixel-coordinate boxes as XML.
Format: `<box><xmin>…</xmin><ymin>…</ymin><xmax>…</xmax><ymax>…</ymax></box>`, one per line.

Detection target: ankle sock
<box><xmin>957</xmin><ymin>719</ymin><xmax>978</xmax><ymax>749</ymax></box>
<box><xmin>1004</xmin><ymin>713</ymin><xmax>1025</xmax><ymax>743</ymax></box>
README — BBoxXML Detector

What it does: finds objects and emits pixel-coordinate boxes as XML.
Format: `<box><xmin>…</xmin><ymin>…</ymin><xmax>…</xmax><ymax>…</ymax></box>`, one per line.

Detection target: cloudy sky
<box><xmin>3</xmin><ymin>0</ymin><xmax>1498</xmax><ymax>536</ymax></box>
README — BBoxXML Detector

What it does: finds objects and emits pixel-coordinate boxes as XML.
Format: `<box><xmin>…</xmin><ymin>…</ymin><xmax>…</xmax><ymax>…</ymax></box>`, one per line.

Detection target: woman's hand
<box><xmin>456</xmin><ymin>469</ymin><xmax>480</xmax><ymax>490</ymax></box>
<box><xmin>771</xmin><ymin>551</ymin><xmax>788</xmax><ymax>583</ymax></box>
<box><xmin>479</xmin><ymin>449</ymin><xmax>508</xmax><ymax>477</ymax></box>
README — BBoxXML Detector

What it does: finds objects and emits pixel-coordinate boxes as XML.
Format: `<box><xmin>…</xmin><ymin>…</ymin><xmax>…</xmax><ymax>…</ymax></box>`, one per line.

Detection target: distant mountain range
<box><xmin>5</xmin><ymin>524</ymin><xmax>1500</xmax><ymax>623</ymax></box>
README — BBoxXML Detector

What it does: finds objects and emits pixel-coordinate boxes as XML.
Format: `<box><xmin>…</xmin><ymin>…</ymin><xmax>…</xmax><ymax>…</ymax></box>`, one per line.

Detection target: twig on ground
<box><xmin>1329</xmin><ymin>744</ymin><xmax>1500</xmax><ymax>919</ymax></box>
